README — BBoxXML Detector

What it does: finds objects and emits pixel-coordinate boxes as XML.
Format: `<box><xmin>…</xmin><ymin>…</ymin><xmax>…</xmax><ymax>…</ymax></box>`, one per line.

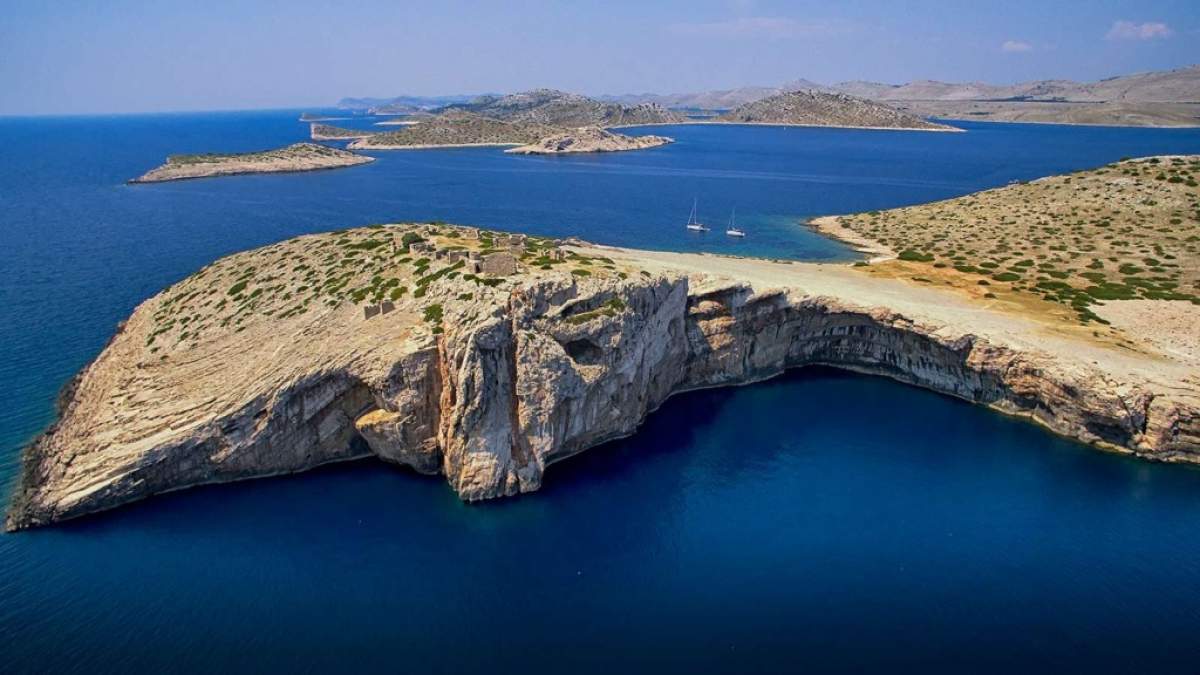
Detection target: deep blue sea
<box><xmin>2</xmin><ymin>109</ymin><xmax>1200</xmax><ymax>673</ymax></box>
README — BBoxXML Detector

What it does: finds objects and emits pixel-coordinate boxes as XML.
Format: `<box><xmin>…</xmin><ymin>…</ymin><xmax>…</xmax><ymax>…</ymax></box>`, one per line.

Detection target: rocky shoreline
<box><xmin>6</xmin><ymin>224</ymin><xmax>1197</xmax><ymax>530</ymax></box>
<box><xmin>505</xmin><ymin>127</ymin><xmax>673</xmax><ymax>154</ymax></box>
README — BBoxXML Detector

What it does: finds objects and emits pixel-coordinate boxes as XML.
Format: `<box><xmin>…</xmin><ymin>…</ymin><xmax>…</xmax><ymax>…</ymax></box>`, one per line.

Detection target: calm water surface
<box><xmin>1</xmin><ymin>110</ymin><xmax>1200</xmax><ymax>672</ymax></box>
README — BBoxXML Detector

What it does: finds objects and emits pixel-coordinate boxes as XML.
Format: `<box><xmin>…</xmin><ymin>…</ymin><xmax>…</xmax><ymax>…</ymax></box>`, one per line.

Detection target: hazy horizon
<box><xmin>2</xmin><ymin>0</ymin><xmax>1198</xmax><ymax>115</ymax></box>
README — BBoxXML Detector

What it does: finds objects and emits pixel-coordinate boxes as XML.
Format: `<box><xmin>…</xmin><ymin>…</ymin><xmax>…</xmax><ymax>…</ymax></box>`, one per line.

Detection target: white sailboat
<box><xmin>685</xmin><ymin>199</ymin><xmax>709</xmax><ymax>232</ymax></box>
<box><xmin>725</xmin><ymin>207</ymin><xmax>745</xmax><ymax>237</ymax></box>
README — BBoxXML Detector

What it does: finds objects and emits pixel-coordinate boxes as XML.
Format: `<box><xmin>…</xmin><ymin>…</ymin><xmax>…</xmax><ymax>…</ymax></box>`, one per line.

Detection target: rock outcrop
<box><xmin>129</xmin><ymin>143</ymin><xmax>373</xmax><ymax>183</ymax></box>
<box><xmin>6</xmin><ymin>225</ymin><xmax>1198</xmax><ymax>530</ymax></box>
<box><xmin>505</xmin><ymin>127</ymin><xmax>674</xmax><ymax>155</ymax></box>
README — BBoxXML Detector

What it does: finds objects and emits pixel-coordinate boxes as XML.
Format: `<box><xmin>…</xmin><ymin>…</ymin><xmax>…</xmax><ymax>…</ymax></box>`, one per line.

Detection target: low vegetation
<box><xmin>144</xmin><ymin>223</ymin><xmax>636</xmax><ymax>351</ymax></box>
<box><xmin>832</xmin><ymin>156</ymin><xmax>1200</xmax><ymax>324</ymax></box>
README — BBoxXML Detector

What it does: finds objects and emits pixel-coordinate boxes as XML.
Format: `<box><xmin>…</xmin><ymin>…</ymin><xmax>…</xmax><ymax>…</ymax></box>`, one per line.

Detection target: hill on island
<box><xmin>347</xmin><ymin>110</ymin><xmax>561</xmax><ymax>149</ymax></box>
<box><xmin>716</xmin><ymin>90</ymin><xmax>958</xmax><ymax>131</ymax></box>
<box><xmin>442</xmin><ymin>89</ymin><xmax>684</xmax><ymax>127</ymax></box>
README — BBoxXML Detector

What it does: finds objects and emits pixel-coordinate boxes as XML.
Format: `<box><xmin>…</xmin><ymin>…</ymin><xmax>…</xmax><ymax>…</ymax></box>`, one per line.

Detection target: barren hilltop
<box><xmin>10</xmin><ymin>159</ymin><xmax>1200</xmax><ymax>528</ymax></box>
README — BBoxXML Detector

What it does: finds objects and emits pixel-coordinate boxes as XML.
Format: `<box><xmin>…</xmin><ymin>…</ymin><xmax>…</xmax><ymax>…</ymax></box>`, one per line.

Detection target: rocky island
<box><xmin>505</xmin><ymin>127</ymin><xmax>674</xmax><ymax>154</ymax></box>
<box><xmin>341</xmin><ymin>89</ymin><xmax>686</xmax><ymax>151</ymax></box>
<box><xmin>606</xmin><ymin>66</ymin><xmax>1200</xmax><ymax>128</ymax></box>
<box><xmin>347</xmin><ymin>110</ymin><xmax>559</xmax><ymax>149</ymax></box>
<box><xmin>129</xmin><ymin>143</ymin><xmax>373</xmax><ymax>183</ymax></box>
<box><xmin>8</xmin><ymin>161</ymin><xmax>1200</xmax><ymax>529</ymax></box>
<box><xmin>309</xmin><ymin>123</ymin><xmax>374</xmax><ymax>141</ymax></box>
<box><xmin>715</xmin><ymin>90</ymin><xmax>960</xmax><ymax>131</ymax></box>
<box><xmin>447</xmin><ymin>88</ymin><xmax>684</xmax><ymax>127</ymax></box>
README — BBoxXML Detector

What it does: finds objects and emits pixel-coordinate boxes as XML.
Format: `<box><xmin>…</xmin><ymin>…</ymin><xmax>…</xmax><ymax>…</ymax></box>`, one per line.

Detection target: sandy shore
<box><xmin>807</xmin><ymin>216</ymin><xmax>896</xmax><ymax>261</ymax></box>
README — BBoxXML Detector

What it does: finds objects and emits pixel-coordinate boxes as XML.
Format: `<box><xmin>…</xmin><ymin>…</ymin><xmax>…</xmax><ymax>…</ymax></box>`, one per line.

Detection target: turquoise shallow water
<box><xmin>2</xmin><ymin>110</ymin><xmax>1200</xmax><ymax>672</ymax></box>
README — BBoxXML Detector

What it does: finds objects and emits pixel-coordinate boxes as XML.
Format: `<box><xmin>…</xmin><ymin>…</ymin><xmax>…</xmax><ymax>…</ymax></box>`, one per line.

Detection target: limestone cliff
<box><xmin>6</xmin><ymin>225</ymin><xmax>1198</xmax><ymax>529</ymax></box>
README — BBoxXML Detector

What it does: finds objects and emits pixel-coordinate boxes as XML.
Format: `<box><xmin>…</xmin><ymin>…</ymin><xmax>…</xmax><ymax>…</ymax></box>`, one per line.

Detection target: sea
<box><xmin>1</xmin><ymin>109</ymin><xmax>1200</xmax><ymax>673</ymax></box>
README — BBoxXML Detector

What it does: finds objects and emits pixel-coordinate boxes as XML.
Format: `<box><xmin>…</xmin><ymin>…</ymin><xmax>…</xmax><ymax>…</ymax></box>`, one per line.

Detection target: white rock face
<box><xmin>7</xmin><ymin>249</ymin><xmax>1198</xmax><ymax>530</ymax></box>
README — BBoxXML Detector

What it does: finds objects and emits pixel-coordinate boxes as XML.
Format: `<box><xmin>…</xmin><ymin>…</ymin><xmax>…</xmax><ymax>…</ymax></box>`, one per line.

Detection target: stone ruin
<box><xmin>363</xmin><ymin>300</ymin><xmax>397</xmax><ymax>320</ymax></box>
<box><xmin>479</xmin><ymin>251</ymin><xmax>518</xmax><ymax>276</ymax></box>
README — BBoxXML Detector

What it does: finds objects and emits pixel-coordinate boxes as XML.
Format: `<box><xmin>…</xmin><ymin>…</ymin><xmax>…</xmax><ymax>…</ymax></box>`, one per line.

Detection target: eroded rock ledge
<box><xmin>6</xmin><ymin>225</ymin><xmax>1197</xmax><ymax>529</ymax></box>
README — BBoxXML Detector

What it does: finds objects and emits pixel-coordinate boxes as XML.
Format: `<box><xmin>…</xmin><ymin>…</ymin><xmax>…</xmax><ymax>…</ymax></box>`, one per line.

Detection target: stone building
<box><xmin>480</xmin><ymin>252</ymin><xmax>518</xmax><ymax>276</ymax></box>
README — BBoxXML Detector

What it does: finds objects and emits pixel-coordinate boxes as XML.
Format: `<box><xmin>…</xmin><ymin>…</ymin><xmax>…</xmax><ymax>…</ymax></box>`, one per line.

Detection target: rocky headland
<box><xmin>7</xmin><ymin>212</ymin><xmax>1198</xmax><ymax>529</ymax></box>
<box><xmin>505</xmin><ymin>127</ymin><xmax>674</xmax><ymax>154</ymax></box>
<box><xmin>129</xmin><ymin>143</ymin><xmax>373</xmax><ymax>183</ymax></box>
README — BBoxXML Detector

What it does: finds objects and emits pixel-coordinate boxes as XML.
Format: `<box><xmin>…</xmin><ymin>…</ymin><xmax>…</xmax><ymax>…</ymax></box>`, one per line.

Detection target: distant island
<box><xmin>444</xmin><ymin>89</ymin><xmax>683</xmax><ymax>127</ymax></box>
<box><xmin>713</xmin><ymin>90</ymin><xmax>960</xmax><ymax>131</ymax></box>
<box><xmin>309</xmin><ymin>123</ymin><xmax>375</xmax><ymax>141</ymax></box>
<box><xmin>321</xmin><ymin>88</ymin><xmax>954</xmax><ymax>154</ymax></box>
<box><xmin>505</xmin><ymin>127</ymin><xmax>674</xmax><ymax>154</ymax></box>
<box><xmin>334</xmin><ymin>90</ymin><xmax>684</xmax><ymax>152</ymax></box>
<box><xmin>129</xmin><ymin>143</ymin><xmax>373</xmax><ymax>183</ymax></box>
<box><xmin>346</xmin><ymin>110</ymin><xmax>558</xmax><ymax>149</ymax></box>
<box><xmin>10</xmin><ymin>159</ymin><xmax>1200</xmax><ymax>529</ymax></box>
<box><xmin>599</xmin><ymin>65</ymin><xmax>1200</xmax><ymax>128</ymax></box>
<box><xmin>298</xmin><ymin>113</ymin><xmax>347</xmax><ymax>122</ymax></box>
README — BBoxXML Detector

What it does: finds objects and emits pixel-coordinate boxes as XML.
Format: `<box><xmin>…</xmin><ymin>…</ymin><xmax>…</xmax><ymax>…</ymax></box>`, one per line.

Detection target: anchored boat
<box><xmin>725</xmin><ymin>207</ymin><xmax>745</xmax><ymax>238</ymax></box>
<box><xmin>685</xmin><ymin>198</ymin><xmax>710</xmax><ymax>232</ymax></box>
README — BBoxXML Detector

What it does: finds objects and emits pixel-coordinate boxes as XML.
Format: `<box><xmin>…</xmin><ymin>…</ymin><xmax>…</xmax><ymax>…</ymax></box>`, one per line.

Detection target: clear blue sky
<box><xmin>1</xmin><ymin>0</ymin><xmax>1197</xmax><ymax>114</ymax></box>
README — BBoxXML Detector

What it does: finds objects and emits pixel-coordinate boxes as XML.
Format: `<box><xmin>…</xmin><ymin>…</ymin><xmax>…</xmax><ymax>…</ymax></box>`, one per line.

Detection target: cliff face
<box><xmin>8</xmin><ymin>262</ymin><xmax>1198</xmax><ymax>530</ymax></box>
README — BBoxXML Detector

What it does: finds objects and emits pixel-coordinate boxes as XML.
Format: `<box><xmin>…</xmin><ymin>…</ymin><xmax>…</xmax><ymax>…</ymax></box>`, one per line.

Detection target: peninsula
<box><xmin>9</xmin><ymin>161</ymin><xmax>1200</xmax><ymax>528</ymax></box>
<box><xmin>129</xmin><ymin>143</ymin><xmax>373</xmax><ymax>183</ymax></box>
<box><xmin>505</xmin><ymin>127</ymin><xmax>674</xmax><ymax>154</ymax></box>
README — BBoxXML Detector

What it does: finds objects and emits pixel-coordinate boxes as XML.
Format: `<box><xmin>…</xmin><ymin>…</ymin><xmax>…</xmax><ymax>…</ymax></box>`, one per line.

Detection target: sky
<box><xmin>1</xmin><ymin>0</ymin><xmax>1198</xmax><ymax>115</ymax></box>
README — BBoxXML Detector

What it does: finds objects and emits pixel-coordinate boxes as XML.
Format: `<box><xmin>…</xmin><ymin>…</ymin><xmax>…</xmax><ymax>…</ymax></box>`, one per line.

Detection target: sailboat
<box><xmin>725</xmin><ymin>207</ymin><xmax>745</xmax><ymax>237</ymax></box>
<box><xmin>685</xmin><ymin>199</ymin><xmax>709</xmax><ymax>232</ymax></box>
